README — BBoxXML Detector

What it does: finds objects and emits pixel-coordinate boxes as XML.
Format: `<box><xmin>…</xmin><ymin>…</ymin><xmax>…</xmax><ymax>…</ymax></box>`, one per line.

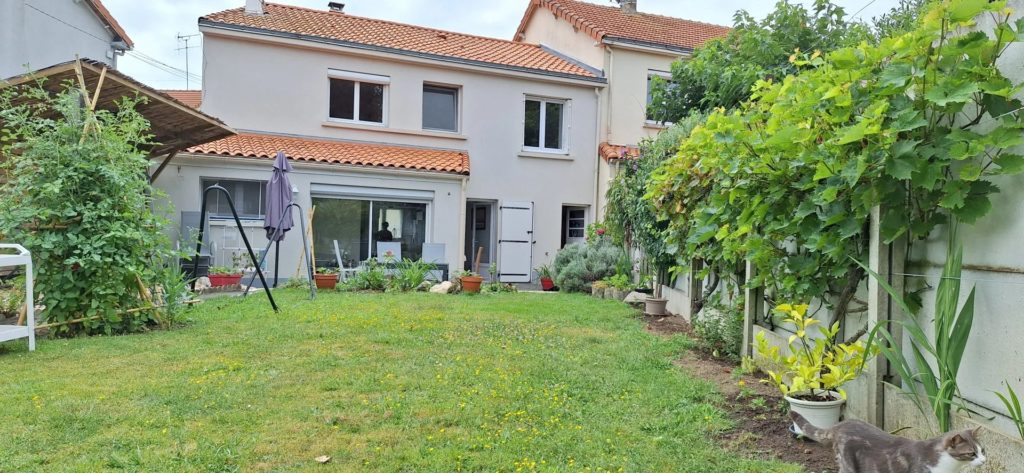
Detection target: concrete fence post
<box><xmin>741</xmin><ymin>259</ymin><xmax>762</xmax><ymax>358</ymax></box>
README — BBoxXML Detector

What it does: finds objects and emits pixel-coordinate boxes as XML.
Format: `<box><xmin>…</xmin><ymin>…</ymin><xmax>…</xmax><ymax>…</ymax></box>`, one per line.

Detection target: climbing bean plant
<box><xmin>649</xmin><ymin>0</ymin><xmax>1024</xmax><ymax>320</ymax></box>
<box><xmin>0</xmin><ymin>84</ymin><xmax>178</xmax><ymax>336</ymax></box>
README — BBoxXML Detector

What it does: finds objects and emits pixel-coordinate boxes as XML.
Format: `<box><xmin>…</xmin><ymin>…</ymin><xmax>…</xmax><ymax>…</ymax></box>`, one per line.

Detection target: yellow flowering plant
<box><xmin>755</xmin><ymin>303</ymin><xmax>875</xmax><ymax>400</ymax></box>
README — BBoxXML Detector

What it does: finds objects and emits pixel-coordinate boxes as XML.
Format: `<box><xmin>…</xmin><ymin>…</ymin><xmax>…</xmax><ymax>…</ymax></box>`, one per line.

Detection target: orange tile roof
<box><xmin>515</xmin><ymin>0</ymin><xmax>730</xmax><ymax>53</ymax></box>
<box><xmin>188</xmin><ymin>132</ymin><xmax>470</xmax><ymax>175</ymax></box>
<box><xmin>85</xmin><ymin>0</ymin><xmax>134</xmax><ymax>48</ymax></box>
<box><xmin>201</xmin><ymin>3</ymin><xmax>600</xmax><ymax>81</ymax></box>
<box><xmin>161</xmin><ymin>90</ymin><xmax>202</xmax><ymax>109</ymax></box>
<box><xmin>599</xmin><ymin>142</ymin><xmax>639</xmax><ymax>161</ymax></box>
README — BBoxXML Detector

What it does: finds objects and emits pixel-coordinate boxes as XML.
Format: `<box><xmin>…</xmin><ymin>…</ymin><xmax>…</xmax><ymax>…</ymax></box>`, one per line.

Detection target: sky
<box><xmin>100</xmin><ymin>0</ymin><xmax>903</xmax><ymax>90</ymax></box>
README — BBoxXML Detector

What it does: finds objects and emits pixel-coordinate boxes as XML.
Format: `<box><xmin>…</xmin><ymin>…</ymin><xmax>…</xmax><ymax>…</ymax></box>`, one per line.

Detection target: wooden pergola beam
<box><xmin>149</xmin><ymin>149</ymin><xmax>178</xmax><ymax>184</ymax></box>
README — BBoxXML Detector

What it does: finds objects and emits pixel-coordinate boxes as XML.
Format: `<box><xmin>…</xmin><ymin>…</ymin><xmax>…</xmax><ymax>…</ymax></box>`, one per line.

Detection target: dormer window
<box><xmin>328</xmin><ymin>69</ymin><xmax>389</xmax><ymax>125</ymax></box>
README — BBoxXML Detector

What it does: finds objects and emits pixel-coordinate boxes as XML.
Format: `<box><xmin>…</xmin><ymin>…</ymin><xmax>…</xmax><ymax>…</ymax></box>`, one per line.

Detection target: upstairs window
<box><xmin>422</xmin><ymin>84</ymin><xmax>459</xmax><ymax>132</ymax></box>
<box><xmin>328</xmin><ymin>69</ymin><xmax>388</xmax><ymax>125</ymax></box>
<box><xmin>524</xmin><ymin>97</ymin><xmax>567</xmax><ymax>153</ymax></box>
<box><xmin>646</xmin><ymin>70</ymin><xmax>674</xmax><ymax>123</ymax></box>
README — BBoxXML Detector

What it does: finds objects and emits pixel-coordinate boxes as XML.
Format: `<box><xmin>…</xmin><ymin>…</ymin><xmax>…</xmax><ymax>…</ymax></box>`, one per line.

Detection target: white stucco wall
<box><xmin>0</xmin><ymin>0</ymin><xmax>119</xmax><ymax>78</ymax></box>
<box><xmin>605</xmin><ymin>46</ymin><xmax>677</xmax><ymax>147</ymax></box>
<box><xmin>901</xmin><ymin>3</ymin><xmax>1024</xmax><ymax>440</ymax></box>
<box><xmin>153</xmin><ymin>155</ymin><xmax>465</xmax><ymax>279</ymax></box>
<box><xmin>196</xmin><ymin>29</ymin><xmax>602</xmax><ymax>274</ymax></box>
<box><xmin>518</xmin><ymin>9</ymin><xmax>607</xmax><ymax>70</ymax></box>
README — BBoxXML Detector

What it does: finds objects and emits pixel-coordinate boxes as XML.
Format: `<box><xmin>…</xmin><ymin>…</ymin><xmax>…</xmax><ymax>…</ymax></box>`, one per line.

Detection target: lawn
<box><xmin>0</xmin><ymin>291</ymin><xmax>799</xmax><ymax>472</ymax></box>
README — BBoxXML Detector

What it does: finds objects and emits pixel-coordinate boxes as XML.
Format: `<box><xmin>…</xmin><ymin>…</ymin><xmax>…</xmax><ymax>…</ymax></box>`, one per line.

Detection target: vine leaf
<box><xmin>924</xmin><ymin>81</ymin><xmax>980</xmax><ymax>106</ymax></box>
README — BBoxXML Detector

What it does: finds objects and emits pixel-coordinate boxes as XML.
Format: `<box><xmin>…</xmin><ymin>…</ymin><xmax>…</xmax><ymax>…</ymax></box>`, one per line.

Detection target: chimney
<box><xmin>619</xmin><ymin>0</ymin><xmax>637</xmax><ymax>14</ymax></box>
<box><xmin>244</xmin><ymin>0</ymin><xmax>265</xmax><ymax>16</ymax></box>
<box><xmin>328</xmin><ymin>2</ymin><xmax>345</xmax><ymax>12</ymax></box>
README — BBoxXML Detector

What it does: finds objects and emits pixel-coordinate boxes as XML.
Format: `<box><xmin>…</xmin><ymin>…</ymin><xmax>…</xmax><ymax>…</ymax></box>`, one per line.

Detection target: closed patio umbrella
<box><xmin>243</xmin><ymin>150</ymin><xmax>315</xmax><ymax>299</ymax></box>
<box><xmin>265</xmin><ymin>151</ymin><xmax>294</xmax><ymax>242</ymax></box>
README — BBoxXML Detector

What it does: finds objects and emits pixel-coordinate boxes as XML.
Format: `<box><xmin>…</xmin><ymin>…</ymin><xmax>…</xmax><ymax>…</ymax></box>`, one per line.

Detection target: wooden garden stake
<box><xmin>16</xmin><ymin>303</ymin><xmax>27</xmax><ymax>326</ymax></box>
<box><xmin>295</xmin><ymin>205</ymin><xmax>316</xmax><ymax>278</ymax></box>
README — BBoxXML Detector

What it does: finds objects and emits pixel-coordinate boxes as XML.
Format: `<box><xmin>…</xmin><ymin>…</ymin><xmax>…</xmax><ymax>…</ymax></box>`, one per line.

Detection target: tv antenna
<box><xmin>176</xmin><ymin>33</ymin><xmax>201</xmax><ymax>89</ymax></box>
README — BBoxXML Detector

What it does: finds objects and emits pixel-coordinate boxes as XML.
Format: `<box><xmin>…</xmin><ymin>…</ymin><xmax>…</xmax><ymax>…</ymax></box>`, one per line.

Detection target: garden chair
<box><xmin>332</xmin><ymin>240</ymin><xmax>360</xmax><ymax>281</ymax></box>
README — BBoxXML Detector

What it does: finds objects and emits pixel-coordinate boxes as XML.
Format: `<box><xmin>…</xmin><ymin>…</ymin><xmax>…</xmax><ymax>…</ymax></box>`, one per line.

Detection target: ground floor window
<box><xmin>201</xmin><ymin>178</ymin><xmax>266</xmax><ymax>219</ymax></box>
<box><xmin>312</xmin><ymin>197</ymin><xmax>427</xmax><ymax>267</ymax></box>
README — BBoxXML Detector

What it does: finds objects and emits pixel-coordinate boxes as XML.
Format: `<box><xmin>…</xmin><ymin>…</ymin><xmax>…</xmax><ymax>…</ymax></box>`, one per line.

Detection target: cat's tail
<box><xmin>789</xmin><ymin>411</ymin><xmax>834</xmax><ymax>445</ymax></box>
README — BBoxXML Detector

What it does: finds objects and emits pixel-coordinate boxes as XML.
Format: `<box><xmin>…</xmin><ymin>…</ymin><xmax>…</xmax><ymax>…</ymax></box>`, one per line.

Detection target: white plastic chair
<box><xmin>333</xmin><ymin>240</ymin><xmax>359</xmax><ymax>281</ymax></box>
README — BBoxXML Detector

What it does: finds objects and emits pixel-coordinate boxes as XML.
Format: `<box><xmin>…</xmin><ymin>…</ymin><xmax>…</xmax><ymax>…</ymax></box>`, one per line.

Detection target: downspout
<box><xmin>456</xmin><ymin>175</ymin><xmax>469</xmax><ymax>273</ymax></box>
<box><xmin>592</xmin><ymin>86</ymin><xmax>602</xmax><ymax>221</ymax></box>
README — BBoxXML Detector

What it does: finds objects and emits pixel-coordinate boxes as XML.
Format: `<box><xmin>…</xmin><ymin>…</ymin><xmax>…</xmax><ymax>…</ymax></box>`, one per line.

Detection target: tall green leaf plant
<box><xmin>858</xmin><ymin>224</ymin><xmax>975</xmax><ymax>433</ymax></box>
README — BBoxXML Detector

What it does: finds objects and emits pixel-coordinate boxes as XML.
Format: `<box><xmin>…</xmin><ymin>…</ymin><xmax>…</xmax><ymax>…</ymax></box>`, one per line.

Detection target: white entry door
<box><xmin>498</xmin><ymin>201</ymin><xmax>534</xmax><ymax>283</ymax></box>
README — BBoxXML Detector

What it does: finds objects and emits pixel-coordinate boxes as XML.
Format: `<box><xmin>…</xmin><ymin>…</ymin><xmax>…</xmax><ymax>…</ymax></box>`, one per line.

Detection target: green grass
<box><xmin>0</xmin><ymin>291</ymin><xmax>799</xmax><ymax>472</ymax></box>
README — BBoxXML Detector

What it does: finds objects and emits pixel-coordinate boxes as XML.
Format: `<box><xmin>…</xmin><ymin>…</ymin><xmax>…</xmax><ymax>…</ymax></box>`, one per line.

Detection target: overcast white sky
<box><xmin>101</xmin><ymin>0</ymin><xmax>902</xmax><ymax>90</ymax></box>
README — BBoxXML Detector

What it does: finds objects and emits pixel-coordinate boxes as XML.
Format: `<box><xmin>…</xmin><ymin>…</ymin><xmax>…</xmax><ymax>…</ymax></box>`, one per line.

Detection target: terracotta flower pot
<box><xmin>461</xmin><ymin>275</ymin><xmax>484</xmax><ymax>293</ymax></box>
<box><xmin>785</xmin><ymin>391</ymin><xmax>846</xmax><ymax>435</ymax></box>
<box><xmin>208</xmin><ymin>274</ymin><xmax>242</xmax><ymax>287</ymax></box>
<box><xmin>314</xmin><ymin>273</ymin><xmax>338</xmax><ymax>289</ymax></box>
<box><xmin>540</xmin><ymin>277</ymin><xmax>555</xmax><ymax>291</ymax></box>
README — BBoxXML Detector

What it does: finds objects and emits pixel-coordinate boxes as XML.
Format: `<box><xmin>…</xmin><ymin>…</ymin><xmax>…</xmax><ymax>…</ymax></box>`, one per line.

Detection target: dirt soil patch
<box><xmin>643</xmin><ymin>315</ymin><xmax>838</xmax><ymax>473</ymax></box>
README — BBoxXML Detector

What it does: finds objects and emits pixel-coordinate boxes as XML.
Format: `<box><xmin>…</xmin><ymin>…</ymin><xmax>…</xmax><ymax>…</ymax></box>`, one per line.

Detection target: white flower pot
<box><xmin>785</xmin><ymin>391</ymin><xmax>846</xmax><ymax>435</ymax></box>
<box><xmin>644</xmin><ymin>297</ymin><xmax>668</xmax><ymax>316</ymax></box>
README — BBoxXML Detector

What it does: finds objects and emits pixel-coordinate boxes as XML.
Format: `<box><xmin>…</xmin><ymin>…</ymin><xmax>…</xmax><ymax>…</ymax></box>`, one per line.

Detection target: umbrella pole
<box><xmin>274</xmin><ymin>241</ymin><xmax>281</xmax><ymax>288</ymax></box>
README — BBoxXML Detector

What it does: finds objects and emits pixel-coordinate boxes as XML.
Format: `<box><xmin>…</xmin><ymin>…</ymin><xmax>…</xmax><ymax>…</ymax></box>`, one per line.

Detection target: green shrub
<box><xmin>692</xmin><ymin>302</ymin><xmax>745</xmax><ymax>360</ymax></box>
<box><xmin>553</xmin><ymin>238</ymin><xmax>621</xmax><ymax>293</ymax></box>
<box><xmin>390</xmin><ymin>259</ymin><xmax>436</xmax><ymax>292</ymax></box>
<box><xmin>0</xmin><ymin>82</ymin><xmax>177</xmax><ymax>336</ymax></box>
<box><xmin>342</xmin><ymin>259</ymin><xmax>388</xmax><ymax>291</ymax></box>
<box><xmin>0</xmin><ymin>275</ymin><xmax>25</xmax><ymax>318</ymax></box>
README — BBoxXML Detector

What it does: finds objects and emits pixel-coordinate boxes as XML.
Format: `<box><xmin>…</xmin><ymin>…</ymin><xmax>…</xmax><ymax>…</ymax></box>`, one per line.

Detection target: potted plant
<box><xmin>459</xmin><ymin>270</ymin><xmax>483</xmax><ymax>294</ymax></box>
<box><xmin>208</xmin><ymin>265</ymin><xmax>242</xmax><ymax>287</ymax></box>
<box><xmin>606</xmin><ymin>274</ymin><xmax>631</xmax><ymax>301</ymax></box>
<box><xmin>536</xmin><ymin>264</ymin><xmax>555</xmax><ymax>291</ymax></box>
<box><xmin>591</xmin><ymin>279</ymin><xmax>609</xmax><ymax>299</ymax></box>
<box><xmin>755</xmin><ymin>303</ymin><xmax>875</xmax><ymax>434</ymax></box>
<box><xmin>314</xmin><ymin>267</ymin><xmax>339</xmax><ymax>290</ymax></box>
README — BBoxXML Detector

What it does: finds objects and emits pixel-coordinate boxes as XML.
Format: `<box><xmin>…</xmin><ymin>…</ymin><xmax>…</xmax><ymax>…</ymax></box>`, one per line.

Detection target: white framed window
<box><xmin>422</xmin><ymin>84</ymin><xmax>459</xmax><ymax>132</ymax></box>
<box><xmin>646</xmin><ymin>70</ymin><xmax>674</xmax><ymax>123</ymax></box>
<box><xmin>328</xmin><ymin>69</ymin><xmax>389</xmax><ymax>125</ymax></box>
<box><xmin>201</xmin><ymin>178</ymin><xmax>267</xmax><ymax>220</ymax></box>
<box><xmin>523</xmin><ymin>96</ymin><xmax>568</xmax><ymax>153</ymax></box>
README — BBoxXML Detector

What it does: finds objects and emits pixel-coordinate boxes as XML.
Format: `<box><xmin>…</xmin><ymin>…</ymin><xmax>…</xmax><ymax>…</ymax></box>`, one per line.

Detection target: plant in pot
<box><xmin>536</xmin><ymin>264</ymin><xmax>555</xmax><ymax>291</ymax></box>
<box><xmin>591</xmin><ymin>279</ymin><xmax>608</xmax><ymax>299</ymax></box>
<box><xmin>208</xmin><ymin>265</ymin><xmax>242</xmax><ymax>287</ymax></box>
<box><xmin>606</xmin><ymin>274</ymin><xmax>632</xmax><ymax>301</ymax></box>
<box><xmin>755</xmin><ymin>303</ymin><xmax>875</xmax><ymax>435</ymax></box>
<box><xmin>459</xmin><ymin>270</ymin><xmax>483</xmax><ymax>294</ymax></box>
<box><xmin>314</xmin><ymin>267</ymin><xmax>339</xmax><ymax>290</ymax></box>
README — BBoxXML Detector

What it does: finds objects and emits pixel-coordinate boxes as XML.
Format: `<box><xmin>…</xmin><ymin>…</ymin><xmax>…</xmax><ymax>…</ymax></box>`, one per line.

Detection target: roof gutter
<box><xmin>602</xmin><ymin>37</ymin><xmax>693</xmax><ymax>57</ymax></box>
<box><xmin>199</xmin><ymin>20</ymin><xmax>608</xmax><ymax>85</ymax></box>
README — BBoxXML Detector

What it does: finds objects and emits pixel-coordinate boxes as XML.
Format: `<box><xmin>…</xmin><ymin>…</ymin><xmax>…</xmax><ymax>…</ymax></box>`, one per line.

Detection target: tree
<box><xmin>605</xmin><ymin>113</ymin><xmax>705</xmax><ymax>296</ymax></box>
<box><xmin>648</xmin><ymin>0</ymin><xmax>871</xmax><ymax>122</ymax></box>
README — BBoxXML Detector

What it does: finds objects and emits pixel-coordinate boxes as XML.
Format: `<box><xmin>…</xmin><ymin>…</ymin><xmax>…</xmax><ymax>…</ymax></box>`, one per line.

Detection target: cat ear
<box><xmin>971</xmin><ymin>426</ymin><xmax>983</xmax><ymax>438</ymax></box>
<box><xmin>946</xmin><ymin>433</ymin><xmax>965</xmax><ymax>448</ymax></box>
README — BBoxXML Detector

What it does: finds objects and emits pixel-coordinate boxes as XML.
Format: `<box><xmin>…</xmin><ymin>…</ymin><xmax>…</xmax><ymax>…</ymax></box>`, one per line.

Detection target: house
<box><xmin>514</xmin><ymin>0</ymin><xmax>730</xmax><ymax>217</ymax></box>
<box><xmin>153</xmin><ymin>0</ymin><xmax>606</xmax><ymax>282</ymax></box>
<box><xmin>0</xmin><ymin>0</ymin><xmax>133</xmax><ymax>78</ymax></box>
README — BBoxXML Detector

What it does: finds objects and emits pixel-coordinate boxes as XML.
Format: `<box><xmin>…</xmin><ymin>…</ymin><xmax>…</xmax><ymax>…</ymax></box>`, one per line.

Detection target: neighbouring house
<box><xmin>0</xmin><ymin>0</ymin><xmax>133</xmax><ymax>78</ymax></box>
<box><xmin>153</xmin><ymin>0</ymin><xmax>606</xmax><ymax>282</ymax></box>
<box><xmin>514</xmin><ymin>0</ymin><xmax>729</xmax><ymax>218</ymax></box>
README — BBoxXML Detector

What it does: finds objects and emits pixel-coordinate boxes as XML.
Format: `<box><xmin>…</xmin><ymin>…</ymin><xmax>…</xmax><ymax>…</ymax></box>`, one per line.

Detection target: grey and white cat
<box><xmin>791</xmin><ymin>411</ymin><xmax>986</xmax><ymax>473</ymax></box>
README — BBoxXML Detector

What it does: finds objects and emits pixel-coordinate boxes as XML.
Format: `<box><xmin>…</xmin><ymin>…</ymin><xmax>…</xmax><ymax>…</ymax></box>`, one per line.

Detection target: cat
<box><xmin>790</xmin><ymin>411</ymin><xmax>986</xmax><ymax>473</ymax></box>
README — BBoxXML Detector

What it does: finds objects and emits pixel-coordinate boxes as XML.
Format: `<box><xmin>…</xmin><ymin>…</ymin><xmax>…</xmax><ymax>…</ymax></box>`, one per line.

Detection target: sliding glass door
<box><xmin>313</xmin><ymin>197</ymin><xmax>428</xmax><ymax>267</ymax></box>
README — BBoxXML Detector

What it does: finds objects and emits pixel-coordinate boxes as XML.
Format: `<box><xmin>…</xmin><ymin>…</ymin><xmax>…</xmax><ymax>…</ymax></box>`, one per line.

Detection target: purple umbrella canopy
<box><xmin>264</xmin><ymin>151</ymin><xmax>294</xmax><ymax>241</ymax></box>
